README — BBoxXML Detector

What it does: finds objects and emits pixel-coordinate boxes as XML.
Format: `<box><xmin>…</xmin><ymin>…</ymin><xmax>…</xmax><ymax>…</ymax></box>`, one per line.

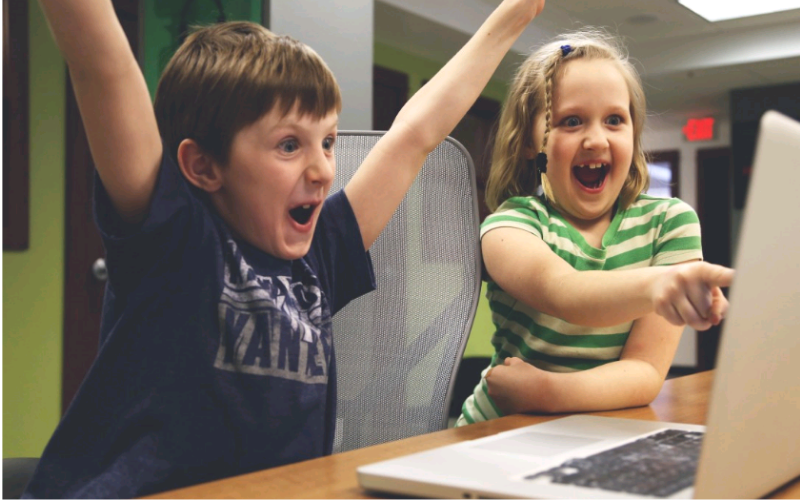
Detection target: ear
<box><xmin>523</xmin><ymin>127</ymin><xmax>540</xmax><ymax>160</ymax></box>
<box><xmin>523</xmin><ymin>144</ymin><xmax>537</xmax><ymax>160</ymax></box>
<box><xmin>177</xmin><ymin>139</ymin><xmax>223</xmax><ymax>193</ymax></box>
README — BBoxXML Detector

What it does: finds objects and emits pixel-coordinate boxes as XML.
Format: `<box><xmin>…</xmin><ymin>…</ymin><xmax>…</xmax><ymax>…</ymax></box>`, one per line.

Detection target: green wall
<box><xmin>143</xmin><ymin>0</ymin><xmax>262</xmax><ymax>99</ymax></box>
<box><xmin>2</xmin><ymin>2</ymin><xmax>498</xmax><ymax>459</ymax></box>
<box><xmin>3</xmin><ymin>0</ymin><xmax>66</xmax><ymax>458</ymax></box>
<box><xmin>463</xmin><ymin>283</ymin><xmax>494</xmax><ymax>358</ymax></box>
<box><xmin>374</xmin><ymin>41</ymin><xmax>508</xmax><ymax>104</ymax></box>
<box><xmin>2</xmin><ymin>0</ymin><xmax>264</xmax><ymax>460</ymax></box>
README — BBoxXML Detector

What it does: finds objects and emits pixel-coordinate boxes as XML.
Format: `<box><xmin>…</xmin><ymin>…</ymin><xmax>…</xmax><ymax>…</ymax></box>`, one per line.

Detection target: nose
<box><xmin>582</xmin><ymin>122</ymin><xmax>610</xmax><ymax>151</ymax></box>
<box><xmin>306</xmin><ymin>146</ymin><xmax>335</xmax><ymax>185</ymax></box>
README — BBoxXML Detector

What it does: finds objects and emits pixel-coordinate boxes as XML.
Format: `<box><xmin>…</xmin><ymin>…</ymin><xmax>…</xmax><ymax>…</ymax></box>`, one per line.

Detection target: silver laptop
<box><xmin>357</xmin><ymin>110</ymin><xmax>800</xmax><ymax>499</ymax></box>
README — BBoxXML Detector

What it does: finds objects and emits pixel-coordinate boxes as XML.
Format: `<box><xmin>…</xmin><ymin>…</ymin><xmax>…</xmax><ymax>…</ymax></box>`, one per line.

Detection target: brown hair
<box><xmin>154</xmin><ymin>21</ymin><xmax>342</xmax><ymax>166</ymax></box>
<box><xmin>484</xmin><ymin>29</ymin><xmax>649</xmax><ymax>212</ymax></box>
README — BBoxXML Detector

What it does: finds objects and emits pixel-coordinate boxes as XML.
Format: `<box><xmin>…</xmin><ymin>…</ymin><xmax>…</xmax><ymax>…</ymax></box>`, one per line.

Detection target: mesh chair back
<box><xmin>330</xmin><ymin>132</ymin><xmax>481</xmax><ymax>453</ymax></box>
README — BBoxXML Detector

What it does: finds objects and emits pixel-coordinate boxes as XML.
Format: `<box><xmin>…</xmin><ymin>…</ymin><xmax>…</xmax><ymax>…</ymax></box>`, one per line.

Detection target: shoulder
<box><xmin>314</xmin><ymin>189</ymin><xmax>364</xmax><ymax>251</ymax></box>
<box><xmin>95</xmin><ymin>147</ymin><xmax>206</xmax><ymax>241</ymax></box>
<box><xmin>497</xmin><ymin>195</ymin><xmax>549</xmax><ymax>213</ymax></box>
<box><xmin>307</xmin><ymin>190</ymin><xmax>376</xmax><ymax>312</ymax></box>
<box><xmin>622</xmin><ymin>194</ymin><xmax>699</xmax><ymax>227</ymax></box>
<box><xmin>628</xmin><ymin>195</ymin><xmax>703</xmax><ymax>264</ymax></box>
<box><xmin>627</xmin><ymin>193</ymin><xmax>691</xmax><ymax>211</ymax></box>
<box><xmin>480</xmin><ymin>195</ymin><xmax>552</xmax><ymax>238</ymax></box>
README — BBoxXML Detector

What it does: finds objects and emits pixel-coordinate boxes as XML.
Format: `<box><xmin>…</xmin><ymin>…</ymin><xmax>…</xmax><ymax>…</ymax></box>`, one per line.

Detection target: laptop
<box><xmin>357</xmin><ymin>110</ymin><xmax>800</xmax><ymax>499</ymax></box>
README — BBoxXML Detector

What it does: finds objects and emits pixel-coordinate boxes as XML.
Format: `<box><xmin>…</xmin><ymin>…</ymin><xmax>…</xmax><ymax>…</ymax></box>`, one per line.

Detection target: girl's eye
<box><xmin>607</xmin><ymin>115</ymin><xmax>624</xmax><ymax>126</ymax></box>
<box><xmin>562</xmin><ymin>116</ymin><xmax>581</xmax><ymax>127</ymax></box>
<box><xmin>323</xmin><ymin>136</ymin><xmax>335</xmax><ymax>151</ymax></box>
<box><xmin>279</xmin><ymin>139</ymin><xmax>299</xmax><ymax>153</ymax></box>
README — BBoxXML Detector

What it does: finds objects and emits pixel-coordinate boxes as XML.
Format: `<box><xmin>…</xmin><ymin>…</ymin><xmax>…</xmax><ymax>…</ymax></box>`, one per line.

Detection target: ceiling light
<box><xmin>678</xmin><ymin>0</ymin><xmax>800</xmax><ymax>21</ymax></box>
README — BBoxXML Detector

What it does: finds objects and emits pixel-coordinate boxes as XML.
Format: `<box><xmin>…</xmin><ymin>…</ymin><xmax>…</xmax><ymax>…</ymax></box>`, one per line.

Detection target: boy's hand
<box><xmin>345</xmin><ymin>0</ymin><xmax>545</xmax><ymax>251</ymax></box>
<box><xmin>652</xmin><ymin>262</ymin><xmax>734</xmax><ymax>331</ymax></box>
<box><xmin>519</xmin><ymin>0</ymin><xmax>546</xmax><ymax>19</ymax></box>
<box><xmin>486</xmin><ymin>357</ymin><xmax>550</xmax><ymax>415</ymax></box>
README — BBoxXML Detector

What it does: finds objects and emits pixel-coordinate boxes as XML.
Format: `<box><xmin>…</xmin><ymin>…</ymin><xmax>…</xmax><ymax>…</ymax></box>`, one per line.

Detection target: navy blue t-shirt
<box><xmin>23</xmin><ymin>150</ymin><xmax>375</xmax><ymax>498</ymax></box>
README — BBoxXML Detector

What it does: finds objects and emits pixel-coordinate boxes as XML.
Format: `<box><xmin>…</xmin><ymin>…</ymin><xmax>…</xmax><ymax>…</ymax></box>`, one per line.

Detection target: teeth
<box><xmin>579</xmin><ymin>163</ymin><xmax>604</xmax><ymax>169</ymax></box>
<box><xmin>302</xmin><ymin>204</ymin><xmax>311</xmax><ymax>209</ymax></box>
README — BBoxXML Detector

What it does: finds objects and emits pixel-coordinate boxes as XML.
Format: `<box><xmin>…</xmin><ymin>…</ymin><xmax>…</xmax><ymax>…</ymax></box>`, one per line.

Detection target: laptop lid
<box><xmin>693</xmin><ymin>110</ymin><xmax>800</xmax><ymax>498</ymax></box>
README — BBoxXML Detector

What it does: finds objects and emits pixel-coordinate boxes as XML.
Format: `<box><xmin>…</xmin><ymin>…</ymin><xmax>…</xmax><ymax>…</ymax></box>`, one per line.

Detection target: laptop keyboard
<box><xmin>524</xmin><ymin>429</ymin><xmax>703</xmax><ymax>497</ymax></box>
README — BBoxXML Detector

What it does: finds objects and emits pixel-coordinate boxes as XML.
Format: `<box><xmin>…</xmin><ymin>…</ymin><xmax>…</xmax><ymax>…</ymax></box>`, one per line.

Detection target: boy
<box><xmin>27</xmin><ymin>0</ymin><xmax>545</xmax><ymax>497</ymax></box>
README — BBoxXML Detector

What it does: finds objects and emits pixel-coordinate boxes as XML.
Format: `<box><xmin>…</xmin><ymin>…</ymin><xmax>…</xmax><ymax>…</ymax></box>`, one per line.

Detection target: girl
<box><xmin>457</xmin><ymin>30</ymin><xmax>734</xmax><ymax>425</ymax></box>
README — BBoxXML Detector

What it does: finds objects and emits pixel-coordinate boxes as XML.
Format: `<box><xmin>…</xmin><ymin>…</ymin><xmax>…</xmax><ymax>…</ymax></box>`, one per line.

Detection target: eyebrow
<box><xmin>274</xmin><ymin>114</ymin><xmax>339</xmax><ymax>128</ymax></box>
<box><xmin>553</xmin><ymin>104</ymin><xmax>631</xmax><ymax>117</ymax></box>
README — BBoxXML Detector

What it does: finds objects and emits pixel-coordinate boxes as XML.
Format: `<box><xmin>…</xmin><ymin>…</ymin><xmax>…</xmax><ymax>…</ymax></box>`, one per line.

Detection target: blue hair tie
<box><xmin>560</xmin><ymin>44</ymin><xmax>572</xmax><ymax>57</ymax></box>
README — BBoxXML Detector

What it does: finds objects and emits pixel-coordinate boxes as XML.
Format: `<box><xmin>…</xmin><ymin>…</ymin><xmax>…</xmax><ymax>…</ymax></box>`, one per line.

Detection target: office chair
<box><xmin>3</xmin><ymin>457</ymin><xmax>40</xmax><ymax>499</ymax></box>
<box><xmin>330</xmin><ymin>132</ymin><xmax>481</xmax><ymax>453</ymax></box>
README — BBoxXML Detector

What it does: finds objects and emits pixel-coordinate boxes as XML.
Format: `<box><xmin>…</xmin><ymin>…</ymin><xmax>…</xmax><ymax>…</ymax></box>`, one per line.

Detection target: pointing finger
<box><xmin>703</xmin><ymin>264</ymin><xmax>735</xmax><ymax>288</ymax></box>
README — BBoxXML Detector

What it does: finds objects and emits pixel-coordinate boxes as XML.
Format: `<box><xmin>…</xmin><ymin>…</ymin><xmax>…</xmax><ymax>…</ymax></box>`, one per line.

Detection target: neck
<box><xmin>560</xmin><ymin>208</ymin><xmax>614</xmax><ymax>249</ymax></box>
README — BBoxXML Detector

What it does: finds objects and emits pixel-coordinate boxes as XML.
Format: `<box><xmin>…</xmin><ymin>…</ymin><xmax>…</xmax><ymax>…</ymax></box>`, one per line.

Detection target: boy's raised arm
<box><xmin>345</xmin><ymin>0</ymin><xmax>545</xmax><ymax>250</ymax></box>
<box><xmin>38</xmin><ymin>0</ymin><xmax>162</xmax><ymax>224</ymax></box>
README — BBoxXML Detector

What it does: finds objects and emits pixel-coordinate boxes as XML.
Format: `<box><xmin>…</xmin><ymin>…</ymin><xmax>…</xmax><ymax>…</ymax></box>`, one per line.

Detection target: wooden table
<box><xmin>146</xmin><ymin>371</ymin><xmax>799</xmax><ymax>498</ymax></box>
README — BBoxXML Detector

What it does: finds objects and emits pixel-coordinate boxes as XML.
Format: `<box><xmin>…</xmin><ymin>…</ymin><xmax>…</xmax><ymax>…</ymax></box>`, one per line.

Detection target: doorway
<box><xmin>373</xmin><ymin>65</ymin><xmax>408</xmax><ymax>132</ymax></box>
<box><xmin>695</xmin><ymin>146</ymin><xmax>732</xmax><ymax>371</ymax></box>
<box><xmin>62</xmin><ymin>0</ymin><xmax>140</xmax><ymax>413</ymax></box>
<box><xmin>449</xmin><ymin>96</ymin><xmax>500</xmax><ymax>224</ymax></box>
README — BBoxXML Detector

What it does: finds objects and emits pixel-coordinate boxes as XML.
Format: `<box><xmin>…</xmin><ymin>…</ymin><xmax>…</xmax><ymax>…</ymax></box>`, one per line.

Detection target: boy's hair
<box><xmin>154</xmin><ymin>21</ymin><xmax>342</xmax><ymax>166</ymax></box>
<box><xmin>485</xmin><ymin>29</ymin><xmax>649</xmax><ymax>212</ymax></box>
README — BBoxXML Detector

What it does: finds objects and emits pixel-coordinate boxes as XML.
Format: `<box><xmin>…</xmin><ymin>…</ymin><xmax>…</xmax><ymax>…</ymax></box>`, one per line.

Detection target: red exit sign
<box><xmin>682</xmin><ymin>117</ymin><xmax>715</xmax><ymax>141</ymax></box>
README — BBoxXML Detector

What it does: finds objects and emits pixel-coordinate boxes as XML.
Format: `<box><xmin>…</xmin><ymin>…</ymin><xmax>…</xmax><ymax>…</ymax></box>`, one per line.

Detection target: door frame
<box><xmin>62</xmin><ymin>0</ymin><xmax>141</xmax><ymax>412</ymax></box>
<box><xmin>695</xmin><ymin>146</ymin><xmax>732</xmax><ymax>371</ymax></box>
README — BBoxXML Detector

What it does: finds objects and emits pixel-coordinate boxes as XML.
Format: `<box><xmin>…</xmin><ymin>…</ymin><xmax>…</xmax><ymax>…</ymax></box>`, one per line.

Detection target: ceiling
<box><xmin>375</xmin><ymin>0</ymin><xmax>800</xmax><ymax>128</ymax></box>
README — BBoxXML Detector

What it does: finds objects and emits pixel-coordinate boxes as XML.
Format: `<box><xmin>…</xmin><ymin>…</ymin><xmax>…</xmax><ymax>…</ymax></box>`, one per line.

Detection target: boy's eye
<box><xmin>607</xmin><ymin>115</ymin><xmax>623</xmax><ymax>126</ymax></box>
<box><xmin>279</xmin><ymin>139</ymin><xmax>299</xmax><ymax>153</ymax></box>
<box><xmin>562</xmin><ymin>116</ymin><xmax>581</xmax><ymax>127</ymax></box>
<box><xmin>323</xmin><ymin>136</ymin><xmax>335</xmax><ymax>151</ymax></box>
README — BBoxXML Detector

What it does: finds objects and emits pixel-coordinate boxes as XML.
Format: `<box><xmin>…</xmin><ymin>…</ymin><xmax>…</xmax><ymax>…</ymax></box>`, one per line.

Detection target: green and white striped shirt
<box><xmin>456</xmin><ymin>194</ymin><xmax>703</xmax><ymax>426</ymax></box>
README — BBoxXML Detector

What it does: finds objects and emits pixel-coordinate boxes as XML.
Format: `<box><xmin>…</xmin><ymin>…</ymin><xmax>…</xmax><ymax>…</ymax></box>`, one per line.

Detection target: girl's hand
<box><xmin>651</xmin><ymin>262</ymin><xmax>734</xmax><ymax>331</ymax></box>
<box><xmin>486</xmin><ymin>357</ymin><xmax>551</xmax><ymax>415</ymax></box>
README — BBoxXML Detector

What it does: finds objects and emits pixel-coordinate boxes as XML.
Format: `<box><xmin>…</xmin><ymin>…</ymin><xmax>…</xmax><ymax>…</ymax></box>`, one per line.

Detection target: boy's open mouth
<box><xmin>289</xmin><ymin>204</ymin><xmax>316</xmax><ymax>225</ymax></box>
<box><xmin>573</xmin><ymin>163</ymin><xmax>609</xmax><ymax>189</ymax></box>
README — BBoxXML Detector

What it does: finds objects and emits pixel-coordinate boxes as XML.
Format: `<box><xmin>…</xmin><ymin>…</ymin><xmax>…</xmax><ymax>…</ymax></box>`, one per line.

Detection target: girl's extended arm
<box><xmin>486</xmin><ymin>312</ymin><xmax>684</xmax><ymax>414</ymax></box>
<box><xmin>38</xmin><ymin>0</ymin><xmax>162</xmax><ymax>224</ymax></box>
<box><xmin>345</xmin><ymin>0</ymin><xmax>545</xmax><ymax>250</ymax></box>
<box><xmin>482</xmin><ymin>227</ymin><xmax>733</xmax><ymax>331</ymax></box>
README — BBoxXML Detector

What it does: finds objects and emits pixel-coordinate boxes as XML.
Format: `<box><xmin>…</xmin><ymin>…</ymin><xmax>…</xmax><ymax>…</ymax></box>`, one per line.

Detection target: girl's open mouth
<box><xmin>573</xmin><ymin>163</ymin><xmax>608</xmax><ymax>190</ymax></box>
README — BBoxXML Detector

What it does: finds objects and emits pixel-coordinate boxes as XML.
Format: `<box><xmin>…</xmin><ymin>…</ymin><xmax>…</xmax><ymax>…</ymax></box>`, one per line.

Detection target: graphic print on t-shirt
<box><xmin>213</xmin><ymin>239</ymin><xmax>331</xmax><ymax>384</ymax></box>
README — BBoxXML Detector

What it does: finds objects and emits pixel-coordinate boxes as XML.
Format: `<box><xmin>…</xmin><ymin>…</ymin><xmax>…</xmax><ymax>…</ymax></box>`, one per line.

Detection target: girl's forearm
<box><xmin>544</xmin><ymin>267</ymin><xmax>663</xmax><ymax>327</ymax></box>
<box><xmin>521</xmin><ymin>360</ymin><xmax>665</xmax><ymax>414</ymax></box>
<box><xmin>484</xmin><ymin>229</ymin><xmax>732</xmax><ymax>331</ymax></box>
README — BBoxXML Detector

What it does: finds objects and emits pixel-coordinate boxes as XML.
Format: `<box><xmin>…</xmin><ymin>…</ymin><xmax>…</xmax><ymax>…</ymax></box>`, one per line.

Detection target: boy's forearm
<box><xmin>38</xmin><ymin>0</ymin><xmax>162</xmax><ymax>224</ymax></box>
<box><xmin>392</xmin><ymin>0</ymin><xmax>539</xmax><ymax>152</ymax></box>
<box><xmin>344</xmin><ymin>0</ymin><xmax>542</xmax><ymax>250</ymax></box>
<box><xmin>37</xmin><ymin>1</ymin><xmax>132</xmax><ymax>74</ymax></box>
<box><xmin>520</xmin><ymin>360</ymin><xmax>664</xmax><ymax>414</ymax></box>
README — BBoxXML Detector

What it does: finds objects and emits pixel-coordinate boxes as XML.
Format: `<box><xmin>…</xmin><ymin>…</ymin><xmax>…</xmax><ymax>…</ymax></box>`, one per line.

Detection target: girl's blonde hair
<box><xmin>484</xmin><ymin>29</ymin><xmax>649</xmax><ymax>212</ymax></box>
